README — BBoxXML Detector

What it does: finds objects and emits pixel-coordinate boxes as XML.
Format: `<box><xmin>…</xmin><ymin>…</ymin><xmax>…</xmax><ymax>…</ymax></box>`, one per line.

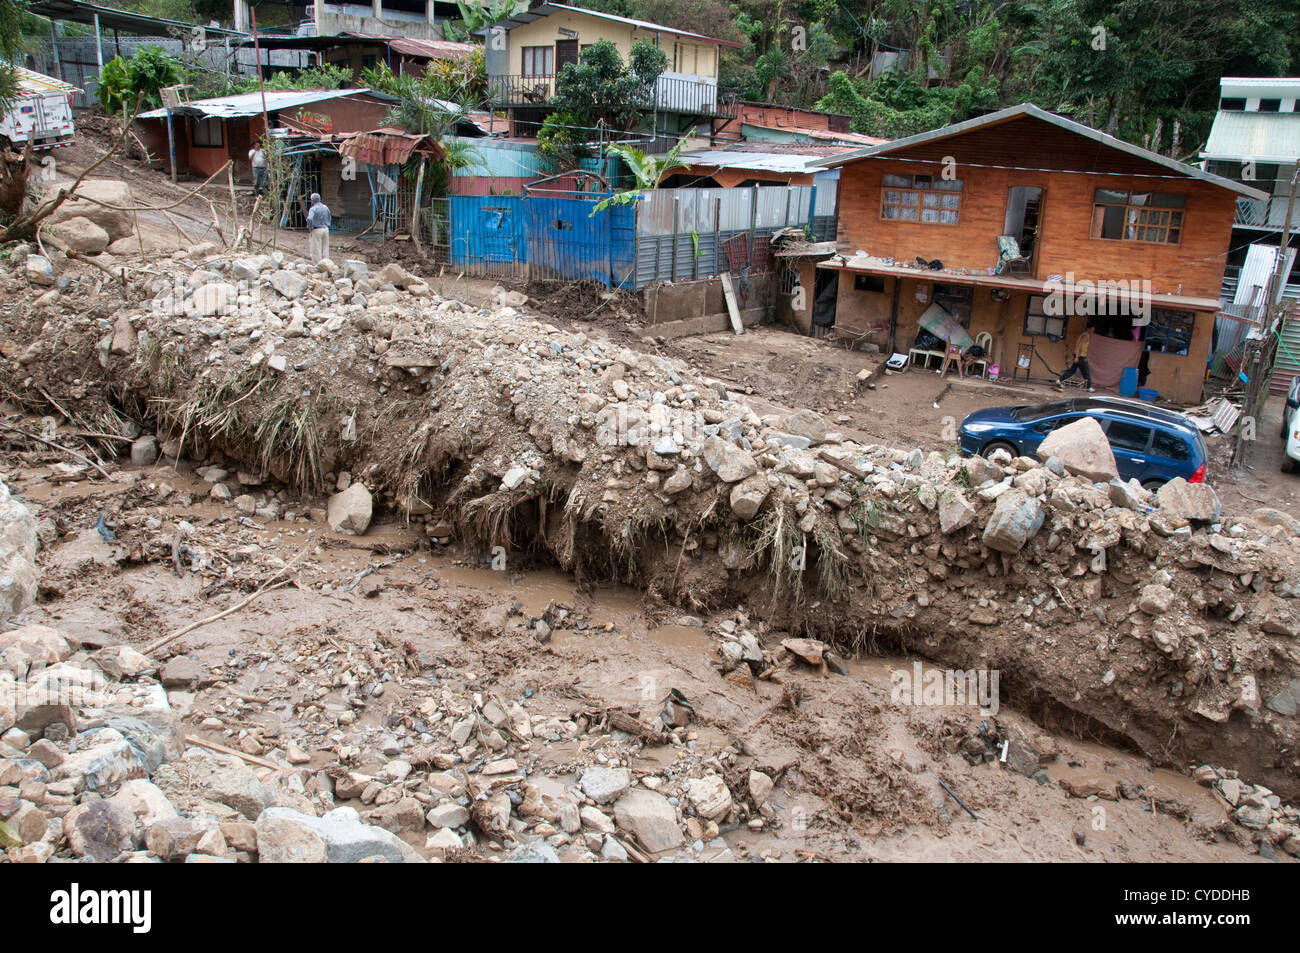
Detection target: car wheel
<box><xmin>1284</xmin><ymin>457</ymin><xmax>1295</xmax><ymax>474</ymax></box>
<box><xmin>981</xmin><ymin>441</ymin><xmax>1017</xmax><ymax>459</ymax></box>
<box><xmin>1141</xmin><ymin>479</ymin><xmax>1164</xmax><ymax>492</ymax></box>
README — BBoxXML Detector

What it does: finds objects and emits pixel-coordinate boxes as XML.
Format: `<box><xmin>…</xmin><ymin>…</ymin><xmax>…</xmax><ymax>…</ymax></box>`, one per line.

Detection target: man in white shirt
<box><xmin>249</xmin><ymin>139</ymin><xmax>268</xmax><ymax>196</ymax></box>
<box><xmin>306</xmin><ymin>193</ymin><xmax>331</xmax><ymax>262</ymax></box>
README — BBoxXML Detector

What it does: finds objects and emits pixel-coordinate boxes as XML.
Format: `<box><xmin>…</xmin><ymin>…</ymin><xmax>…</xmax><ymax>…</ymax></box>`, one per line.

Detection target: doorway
<box><xmin>812</xmin><ymin>266</ymin><xmax>838</xmax><ymax>330</ymax></box>
<box><xmin>555</xmin><ymin>39</ymin><xmax>579</xmax><ymax>71</ymax></box>
<box><xmin>1003</xmin><ymin>186</ymin><xmax>1044</xmax><ymax>273</ymax></box>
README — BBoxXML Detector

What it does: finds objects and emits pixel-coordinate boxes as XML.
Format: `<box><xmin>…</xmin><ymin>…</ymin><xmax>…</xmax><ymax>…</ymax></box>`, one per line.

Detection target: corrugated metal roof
<box><xmin>810</xmin><ymin>102</ymin><xmax>1269</xmax><ymax>200</ymax></box>
<box><xmin>681</xmin><ymin>149</ymin><xmax>849</xmax><ymax>173</ymax></box>
<box><xmin>742</xmin><ymin>122</ymin><xmax>888</xmax><ymax>146</ymax></box>
<box><xmin>137</xmin><ymin>89</ymin><xmax>374</xmax><ymax>121</ymax></box>
<box><xmin>345</xmin><ymin>34</ymin><xmax>478</xmax><ymax>60</ymax></box>
<box><xmin>1201</xmin><ymin>111</ymin><xmax>1300</xmax><ymax>163</ymax></box>
<box><xmin>489</xmin><ymin>3</ymin><xmax>743</xmax><ymax>48</ymax></box>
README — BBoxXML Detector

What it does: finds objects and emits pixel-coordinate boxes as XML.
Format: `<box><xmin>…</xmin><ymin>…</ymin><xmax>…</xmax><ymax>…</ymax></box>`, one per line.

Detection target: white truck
<box><xmin>0</xmin><ymin>65</ymin><xmax>78</xmax><ymax>152</ymax></box>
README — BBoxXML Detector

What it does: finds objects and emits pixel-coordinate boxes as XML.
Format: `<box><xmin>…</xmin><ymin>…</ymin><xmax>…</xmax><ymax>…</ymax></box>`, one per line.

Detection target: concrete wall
<box><xmin>642</xmin><ymin>273</ymin><xmax>775</xmax><ymax>337</ymax></box>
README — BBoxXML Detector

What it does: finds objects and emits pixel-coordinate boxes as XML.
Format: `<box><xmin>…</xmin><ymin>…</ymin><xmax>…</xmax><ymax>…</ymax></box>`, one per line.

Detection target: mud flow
<box><xmin>0</xmin><ymin>210</ymin><xmax>1297</xmax><ymax>864</ymax></box>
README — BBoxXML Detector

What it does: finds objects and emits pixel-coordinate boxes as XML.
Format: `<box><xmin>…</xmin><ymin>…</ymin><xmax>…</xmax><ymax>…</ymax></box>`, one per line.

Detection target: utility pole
<box><xmin>1232</xmin><ymin>166</ymin><xmax>1299</xmax><ymax>469</ymax></box>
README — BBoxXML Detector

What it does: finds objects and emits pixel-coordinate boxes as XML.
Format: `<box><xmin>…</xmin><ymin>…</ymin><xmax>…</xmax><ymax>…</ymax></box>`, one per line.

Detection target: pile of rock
<box><xmin>1194</xmin><ymin>764</ymin><xmax>1300</xmax><ymax>859</ymax></box>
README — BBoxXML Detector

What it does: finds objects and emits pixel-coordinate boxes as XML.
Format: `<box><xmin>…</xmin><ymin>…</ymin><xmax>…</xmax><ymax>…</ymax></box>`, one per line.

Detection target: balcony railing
<box><xmin>1235</xmin><ymin>195</ymin><xmax>1300</xmax><ymax>229</ymax></box>
<box><xmin>486</xmin><ymin>72</ymin><xmax>733</xmax><ymax>117</ymax></box>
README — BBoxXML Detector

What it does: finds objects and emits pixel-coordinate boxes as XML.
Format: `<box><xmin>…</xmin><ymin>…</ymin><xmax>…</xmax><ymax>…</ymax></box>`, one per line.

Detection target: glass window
<box><xmin>881</xmin><ymin>174</ymin><xmax>961</xmax><ymax>225</ymax></box>
<box><xmin>1151</xmin><ymin>430</ymin><xmax>1191</xmax><ymax>460</ymax></box>
<box><xmin>1024</xmin><ymin>294</ymin><xmax>1066</xmax><ymax>338</ymax></box>
<box><xmin>523</xmin><ymin>46</ymin><xmax>553</xmax><ymax>76</ymax></box>
<box><xmin>1091</xmin><ymin>190</ymin><xmax>1186</xmax><ymax>244</ymax></box>
<box><xmin>1106</xmin><ymin>420</ymin><xmax>1152</xmax><ymax>452</ymax></box>
<box><xmin>192</xmin><ymin>117</ymin><xmax>222</xmax><ymax>148</ymax></box>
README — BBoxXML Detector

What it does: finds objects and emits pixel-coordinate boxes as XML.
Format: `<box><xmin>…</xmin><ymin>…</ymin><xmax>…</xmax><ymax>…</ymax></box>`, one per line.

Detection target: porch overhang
<box><xmin>815</xmin><ymin>256</ymin><xmax>1222</xmax><ymax>312</ymax></box>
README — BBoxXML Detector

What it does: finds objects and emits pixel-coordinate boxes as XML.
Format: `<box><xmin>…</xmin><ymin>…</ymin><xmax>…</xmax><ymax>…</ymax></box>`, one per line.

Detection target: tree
<box><xmin>97</xmin><ymin>46</ymin><xmax>184</xmax><ymax>116</ymax></box>
<box><xmin>442</xmin><ymin>0</ymin><xmax>530</xmax><ymax>42</ymax></box>
<box><xmin>590</xmin><ymin>140</ymin><xmax>686</xmax><ymax>214</ymax></box>
<box><xmin>548</xmin><ymin>39</ymin><xmax>668</xmax><ymax>134</ymax></box>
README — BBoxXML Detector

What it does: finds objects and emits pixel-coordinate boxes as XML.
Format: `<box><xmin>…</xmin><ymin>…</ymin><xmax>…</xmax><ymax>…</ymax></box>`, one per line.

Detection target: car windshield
<box><xmin>1011</xmin><ymin>400</ymin><xmax>1074</xmax><ymax>422</ymax></box>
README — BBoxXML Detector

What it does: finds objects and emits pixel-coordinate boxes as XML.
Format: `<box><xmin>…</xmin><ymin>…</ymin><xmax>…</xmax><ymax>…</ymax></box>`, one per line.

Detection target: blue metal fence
<box><xmin>449</xmin><ymin>195</ymin><xmax>527</xmax><ymax>278</ymax></box>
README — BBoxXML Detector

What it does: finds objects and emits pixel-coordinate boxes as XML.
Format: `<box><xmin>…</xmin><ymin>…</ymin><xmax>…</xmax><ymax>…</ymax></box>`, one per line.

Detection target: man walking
<box><xmin>307</xmin><ymin>192</ymin><xmax>331</xmax><ymax>263</ymax></box>
<box><xmin>249</xmin><ymin>139</ymin><xmax>268</xmax><ymax>197</ymax></box>
<box><xmin>1057</xmin><ymin>322</ymin><xmax>1094</xmax><ymax>392</ymax></box>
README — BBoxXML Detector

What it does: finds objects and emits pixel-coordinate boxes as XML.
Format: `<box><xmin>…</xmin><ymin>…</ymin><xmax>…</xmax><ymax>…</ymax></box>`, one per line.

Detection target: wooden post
<box><xmin>411</xmin><ymin>158</ymin><xmax>426</xmax><ymax>252</ymax></box>
<box><xmin>93</xmin><ymin>14</ymin><xmax>104</xmax><ymax>73</ymax></box>
<box><xmin>165</xmin><ymin>108</ymin><xmax>177</xmax><ymax>184</ymax></box>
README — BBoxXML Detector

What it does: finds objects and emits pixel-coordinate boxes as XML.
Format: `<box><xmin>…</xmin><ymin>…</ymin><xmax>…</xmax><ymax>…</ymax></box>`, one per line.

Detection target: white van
<box><xmin>0</xmin><ymin>65</ymin><xmax>78</xmax><ymax>152</ymax></box>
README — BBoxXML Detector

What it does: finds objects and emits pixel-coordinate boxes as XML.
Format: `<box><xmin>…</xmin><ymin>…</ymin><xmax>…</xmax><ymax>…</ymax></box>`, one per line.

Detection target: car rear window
<box><xmin>1106</xmin><ymin>420</ymin><xmax>1152</xmax><ymax>452</ymax></box>
<box><xmin>1151</xmin><ymin>429</ymin><xmax>1191</xmax><ymax>461</ymax></box>
<box><xmin>1013</xmin><ymin>400</ymin><xmax>1074</xmax><ymax>422</ymax></box>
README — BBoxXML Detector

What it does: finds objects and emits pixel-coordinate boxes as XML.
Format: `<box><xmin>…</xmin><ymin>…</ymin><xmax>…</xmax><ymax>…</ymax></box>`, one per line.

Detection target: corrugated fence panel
<box><xmin>449</xmin><ymin>195</ymin><xmax>526</xmax><ymax>273</ymax></box>
<box><xmin>526</xmin><ymin>193</ymin><xmax>611</xmax><ymax>285</ymax></box>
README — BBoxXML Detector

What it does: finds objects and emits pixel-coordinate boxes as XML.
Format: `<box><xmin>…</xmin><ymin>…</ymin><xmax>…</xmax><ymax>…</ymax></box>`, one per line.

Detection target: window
<box><xmin>1145</xmin><ymin>307</ymin><xmax>1195</xmax><ymax>356</ymax></box>
<box><xmin>881</xmin><ymin>173</ymin><xmax>961</xmax><ymax>224</ymax></box>
<box><xmin>1034</xmin><ymin>415</ymin><xmax>1081</xmax><ymax>435</ymax></box>
<box><xmin>933</xmin><ymin>284</ymin><xmax>973</xmax><ymax>325</ymax></box>
<box><xmin>1219</xmin><ymin>97</ymin><xmax>1246</xmax><ymax>111</ymax></box>
<box><xmin>1106</xmin><ymin>420</ymin><xmax>1152</xmax><ymax>452</ymax></box>
<box><xmin>1151</xmin><ymin>430</ymin><xmax>1191</xmax><ymax>461</ymax></box>
<box><xmin>854</xmin><ymin>274</ymin><xmax>886</xmax><ymax>292</ymax></box>
<box><xmin>1024</xmin><ymin>293</ymin><xmax>1066</xmax><ymax>338</ymax></box>
<box><xmin>191</xmin><ymin>117</ymin><xmax>222</xmax><ymax>148</ymax></box>
<box><xmin>522</xmin><ymin>46</ymin><xmax>553</xmax><ymax>76</ymax></box>
<box><xmin>1090</xmin><ymin>190</ymin><xmax>1185</xmax><ymax>244</ymax></box>
<box><xmin>1259</xmin><ymin>98</ymin><xmax>1281</xmax><ymax>113</ymax></box>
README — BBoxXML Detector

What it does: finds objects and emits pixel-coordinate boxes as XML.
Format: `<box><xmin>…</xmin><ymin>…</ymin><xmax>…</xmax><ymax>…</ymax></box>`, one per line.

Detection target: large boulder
<box><xmin>981</xmin><ymin>488</ymin><xmax>1045</xmax><ymax>554</ymax></box>
<box><xmin>47</xmin><ymin>216</ymin><xmax>110</xmax><ymax>254</ymax></box>
<box><xmin>613</xmin><ymin>788</ymin><xmax>683</xmax><ymax>853</ymax></box>
<box><xmin>0</xmin><ymin>482</ymin><xmax>38</xmax><ymax>622</ymax></box>
<box><xmin>702</xmin><ymin>436</ymin><xmax>758</xmax><ymax>483</ymax></box>
<box><xmin>1035</xmin><ymin>417</ymin><xmax>1118</xmax><ymax>483</ymax></box>
<box><xmin>255</xmin><ymin>807</ymin><xmax>423</xmax><ymax>863</ymax></box>
<box><xmin>326</xmin><ymin>483</ymin><xmax>372</xmax><ymax>535</ymax></box>
<box><xmin>46</xmin><ymin>179</ymin><xmax>135</xmax><ymax>241</ymax></box>
<box><xmin>1156</xmin><ymin>478</ymin><xmax>1221</xmax><ymax>523</ymax></box>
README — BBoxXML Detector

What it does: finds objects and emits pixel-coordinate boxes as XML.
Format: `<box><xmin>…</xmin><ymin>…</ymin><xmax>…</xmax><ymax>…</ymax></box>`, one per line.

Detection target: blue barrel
<box><xmin>1119</xmin><ymin>367</ymin><xmax>1138</xmax><ymax>397</ymax></box>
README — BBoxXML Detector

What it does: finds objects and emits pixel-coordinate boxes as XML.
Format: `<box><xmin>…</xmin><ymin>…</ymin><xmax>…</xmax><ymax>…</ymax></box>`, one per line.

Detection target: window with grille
<box><xmin>1090</xmin><ymin>190</ymin><xmax>1185</xmax><ymax>244</ymax></box>
<box><xmin>1144</xmin><ymin>308</ymin><xmax>1195</xmax><ymax>356</ymax></box>
<box><xmin>191</xmin><ymin>117</ymin><xmax>222</xmax><ymax>148</ymax></box>
<box><xmin>522</xmin><ymin>46</ymin><xmax>553</xmax><ymax>76</ymax></box>
<box><xmin>1024</xmin><ymin>293</ymin><xmax>1067</xmax><ymax>338</ymax></box>
<box><xmin>880</xmin><ymin>173</ymin><xmax>961</xmax><ymax>224</ymax></box>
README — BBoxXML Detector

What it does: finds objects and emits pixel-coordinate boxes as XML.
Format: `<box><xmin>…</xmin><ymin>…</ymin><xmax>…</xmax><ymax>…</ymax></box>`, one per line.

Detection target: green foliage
<box><xmin>361</xmin><ymin>63</ymin><xmax>472</xmax><ymax>137</ymax></box>
<box><xmin>441</xmin><ymin>0</ymin><xmax>530</xmax><ymax>42</ymax></box>
<box><xmin>536</xmin><ymin>110</ymin><xmax>592</xmax><ymax>171</ymax></box>
<box><xmin>549</xmin><ymin>39</ymin><xmax>667</xmax><ymax>135</ymax></box>
<box><xmin>97</xmin><ymin>46</ymin><xmax>183</xmax><ymax>116</ymax></box>
<box><xmin>231</xmin><ymin>63</ymin><xmax>353</xmax><ymax>94</ymax></box>
<box><xmin>816</xmin><ymin>66</ymin><xmax>1000</xmax><ymax>139</ymax></box>
<box><xmin>589</xmin><ymin>140</ymin><xmax>686</xmax><ymax>214</ymax></box>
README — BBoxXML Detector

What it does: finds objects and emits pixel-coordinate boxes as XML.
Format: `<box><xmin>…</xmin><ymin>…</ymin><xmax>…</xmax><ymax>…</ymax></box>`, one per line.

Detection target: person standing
<box><xmin>1056</xmin><ymin>322</ymin><xmax>1094</xmax><ymax>392</ymax></box>
<box><xmin>249</xmin><ymin>139</ymin><xmax>268</xmax><ymax>196</ymax></box>
<box><xmin>306</xmin><ymin>192</ymin><xmax>332</xmax><ymax>263</ymax></box>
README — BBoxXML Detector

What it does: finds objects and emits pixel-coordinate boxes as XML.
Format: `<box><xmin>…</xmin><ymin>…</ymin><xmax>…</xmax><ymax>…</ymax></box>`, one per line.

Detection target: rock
<box><xmin>470</xmin><ymin>791</ymin><xmax>511</xmax><ymax>834</ymax></box>
<box><xmin>0</xmin><ymin>482</ymin><xmax>38</xmax><ymax>621</ymax></box>
<box><xmin>748</xmin><ymin>770</ymin><xmax>775</xmax><ymax>805</ymax></box>
<box><xmin>156</xmin><ymin>751</ymin><xmax>270</xmax><ymax>819</ymax></box>
<box><xmin>47</xmin><ymin>179</ymin><xmax>135</xmax><ymax>239</ymax></box>
<box><xmin>255</xmin><ymin>813</ymin><xmax>329</xmax><ymax>863</ymax></box>
<box><xmin>190</xmin><ymin>282</ymin><xmax>238</xmax><ymax>316</ymax></box>
<box><xmin>49</xmin><ymin>216</ymin><xmax>110</xmax><ymax>254</ymax></box>
<box><xmin>579</xmin><ymin>766</ymin><xmax>631</xmax><ymax>805</ymax></box>
<box><xmin>663</xmin><ymin>469</ymin><xmax>693</xmax><ymax>495</ymax></box>
<box><xmin>614</xmin><ymin>788</ymin><xmax>683</xmax><ymax>853</ymax></box>
<box><xmin>110</xmin><ymin>314</ymin><xmax>134</xmax><ymax>355</ymax></box>
<box><xmin>426</xmin><ymin>803</ymin><xmax>470</xmax><ymax>830</ymax></box>
<box><xmin>369</xmin><ymin>796</ymin><xmax>425</xmax><ymax>833</ymax></box>
<box><xmin>1234</xmin><ymin>803</ymin><xmax>1272</xmax><ymax>830</ymax></box>
<box><xmin>778</xmin><ymin>409</ymin><xmax>829</xmax><ymax>444</ymax></box>
<box><xmin>57</xmin><ymin>727</ymin><xmax>146</xmax><ymax>792</ymax></box>
<box><xmin>729</xmin><ymin>473</ymin><xmax>770</xmax><ymax>520</ymax></box>
<box><xmin>506</xmin><ymin>841</ymin><xmax>559</xmax><ymax>863</ymax></box>
<box><xmin>426</xmin><ymin>827</ymin><xmax>463</xmax><ymax>855</ymax></box>
<box><xmin>110</xmin><ymin>779</ymin><xmax>178</xmax><ymax>828</ymax></box>
<box><xmin>327</xmin><ymin>483</ymin><xmax>373</xmax><ymax>535</ymax></box>
<box><xmin>129</xmin><ymin>435</ymin><xmax>158</xmax><ymax>467</ymax></box>
<box><xmin>1156</xmin><ymin>478</ymin><xmax>1221</xmax><ymax>523</ymax></box>
<box><xmin>92</xmin><ymin>645</ymin><xmax>155</xmax><ymax>678</ymax></box>
<box><xmin>981</xmin><ymin>489</ymin><xmax>1045</xmax><ymax>554</ymax></box>
<box><xmin>145</xmin><ymin>817</ymin><xmax>207</xmax><ymax>861</ymax></box>
<box><xmin>938</xmin><ymin>488</ymin><xmax>976</xmax><ymax>534</ymax></box>
<box><xmin>702</xmin><ymin>436</ymin><xmax>758</xmax><ymax>483</ymax></box>
<box><xmin>1035</xmin><ymin>417</ymin><xmax>1118</xmax><ymax>482</ymax></box>
<box><xmin>64</xmin><ymin>800</ymin><xmax>135</xmax><ymax>861</ymax></box>
<box><xmin>684</xmin><ymin>775</ymin><xmax>732</xmax><ymax>821</ymax></box>
<box><xmin>1137</xmin><ymin>584</ymin><xmax>1174</xmax><ymax>615</ymax></box>
<box><xmin>25</xmin><ymin>255</ymin><xmax>54</xmax><ymax>286</ymax></box>
<box><xmin>268</xmin><ymin>270</ymin><xmax>308</xmax><ymax>299</ymax></box>
<box><xmin>580</xmin><ymin>805</ymin><xmax>615</xmax><ymax>833</ymax></box>
<box><xmin>1266</xmin><ymin>679</ymin><xmax>1300</xmax><ymax>717</ymax></box>
<box><xmin>160</xmin><ymin>656</ymin><xmax>200</xmax><ymax>688</ymax></box>
<box><xmin>374</xmin><ymin>263</ymin><xmax>413</xmax><ymax>289</ymax></box>
<box><xmin>256</xmin><ymin>806</ymin><xmax>421</xmax><ymax>863</ymax></box>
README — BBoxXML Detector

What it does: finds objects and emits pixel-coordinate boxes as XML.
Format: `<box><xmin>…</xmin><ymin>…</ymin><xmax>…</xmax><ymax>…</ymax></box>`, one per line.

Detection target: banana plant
<box><xmin>589</xmin><ymin>140</ymin><xmax>687</xmax><ymax>216</ymax></box>
<box><xmin>442</xmin><ymin>0</ymin><xmax>530</xmax><ymax>43</ymax></box>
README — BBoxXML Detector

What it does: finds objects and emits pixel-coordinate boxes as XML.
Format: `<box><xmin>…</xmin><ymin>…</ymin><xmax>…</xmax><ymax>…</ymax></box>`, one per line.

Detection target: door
<box><xmin>811</xmin><ymin>266</ymin><xmax>838</xmax><ymax>329</ymax></box>
<box><xmin>555</xmin><ymin>39</ymin><xmax>579</xmax><ymax>72</ymax></box>
<box><xmin>1003</xmin><ymin>186</ymin><xmax>1044</xmax><ymax>274</ymax></box>
<box><xmin>1101</xmin><ymin>419</ymin><xmax>1153</xmax><ymax>481</ymax></box>
<box><xmin>1145</xmin><ymin>428</ymin><xmax>1193</xmax><ymax>484</ymax></box>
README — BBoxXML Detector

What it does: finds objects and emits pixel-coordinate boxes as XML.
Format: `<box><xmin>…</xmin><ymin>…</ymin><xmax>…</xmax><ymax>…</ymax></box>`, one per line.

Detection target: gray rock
<box><xmin>130</xmin><ymin>435</ymin><xmax>159</xmax><ymax>467</ymax></box>
<box><xmin>255</xmin><ymin>807</ymin><xmax>422</xmax><ymax>863</ymax></box>
<box><xmin>938</xmin><ymin>488</ymin><xmax>976</xmax><ymax>534</ymax></box>
<box><xmin>327</xmin><ymin>483</ymin><xmax>373</xmax><ymax>535</ymax></box>
<box><xmin>64</xmin><ymin>800</ymin><xmax>135</xmax><ymax>861</ymax></box>
<box><xmin>613</xmin><ymin>788</ymin><xmax>683</xmax><ymax>853</ymax></box>
<box><xmin>506</xmin><ymin>841</ymin><xmax>559</xmax><ymax>863</ymax></box>
<box><xmin>702</xmin><ymin>436</ymin><xmax>758</xmax><ymax>483</ymax></box>
<box><xmin>0</xmin><ymin>482</ymin><xmax>38</xmax><ymax>621</ymax></box>
<box><xmin>579</xmin><ymin>766</ymin><xmax>631</xmax><ymax>805</ymax></box>
<box><xmin>1035</xmin><ymin>417</ymin><xmax>1118</xmax><ymax>482</ymax></box>
<box><xmin>268</xmin><ymin>270</ymin><xmax>308</xmax><ymax>300</ymax></box>
<box><xmin>156</xmin><ymin>751</ymin><xmax>270</xmax><ymax>819</ymax></box>
<box><xmin>729</xmin><ymin>473</ymin><xmax>770</xmax><ymax>520</ymax></box>
<box><xmin>255</xmin><ymin>812</ymin><xmax>329</xmax><ymax>863</ymax></box>
<box><xmin>1156</xmin><ymin>478</ymin><xmax>1221</xmax><ymax>523</ymax></box>
<box><xmin>426</xmin><ymin>803</ymin><xmax>470</xmax><ymax>829</ymax></box>
<box><xmin>981</xmin><ymin>489</ymin><xmax>1044</xmax><ymax>554</ymax></box>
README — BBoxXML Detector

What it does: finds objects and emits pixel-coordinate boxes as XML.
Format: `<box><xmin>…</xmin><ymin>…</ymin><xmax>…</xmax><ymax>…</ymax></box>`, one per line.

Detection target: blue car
<box><xmin>958</xmin><ymin>397</ymin><xmax>1209</xmax><ymax>489</ymax></box>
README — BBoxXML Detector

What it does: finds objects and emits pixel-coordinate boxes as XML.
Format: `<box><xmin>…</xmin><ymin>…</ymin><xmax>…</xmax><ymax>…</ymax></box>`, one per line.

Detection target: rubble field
<box><xmin>0</xmin><ymin>206</ymin><xmax>1298</xmax><ymax>863</ymax></box>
